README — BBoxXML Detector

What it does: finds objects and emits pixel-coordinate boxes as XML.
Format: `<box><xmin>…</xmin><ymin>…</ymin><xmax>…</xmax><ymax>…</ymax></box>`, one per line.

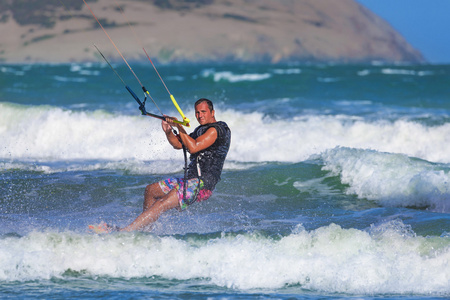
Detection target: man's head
<box><xmin>195</xmin><ymin>98</ymin><xmax>216</xmax><ymax>125</ymax></box>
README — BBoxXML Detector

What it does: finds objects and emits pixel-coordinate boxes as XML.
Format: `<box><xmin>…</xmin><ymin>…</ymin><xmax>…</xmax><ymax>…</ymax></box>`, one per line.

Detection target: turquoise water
<box><xmin>0</xmin><ymin>62</ymin><xmax>449</xmax><ymax>299</ymax></box>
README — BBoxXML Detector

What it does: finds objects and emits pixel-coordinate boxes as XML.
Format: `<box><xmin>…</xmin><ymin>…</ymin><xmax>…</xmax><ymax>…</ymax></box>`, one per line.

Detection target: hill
<box><xmin>0</xmin><ymin>0</ymin><xmax>425</xmax><ymax>64</ymax></box>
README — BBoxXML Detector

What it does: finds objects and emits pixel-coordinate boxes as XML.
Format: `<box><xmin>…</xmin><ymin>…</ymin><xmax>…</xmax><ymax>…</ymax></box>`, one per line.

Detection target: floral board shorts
<box><xmin>159</xmin><ymin>177</ymin><xmax>213</xmax><ymax>211</ymax></box>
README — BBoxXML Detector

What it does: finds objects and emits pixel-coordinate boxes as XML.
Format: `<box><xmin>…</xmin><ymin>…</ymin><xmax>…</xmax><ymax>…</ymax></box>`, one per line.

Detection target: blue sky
<box><xmin>357</xmin><ymin>0</ymin><xmax>450</xmax><ymax>64</ymax></box>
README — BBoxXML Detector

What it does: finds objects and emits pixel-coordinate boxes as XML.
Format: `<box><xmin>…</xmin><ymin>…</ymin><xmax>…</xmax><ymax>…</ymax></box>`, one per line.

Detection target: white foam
<box><xmin>0</xmin><ymin>66</ymin><xmax>25</xmax><ymax>76</ymax></box>
<box><xmin>69</xmin><ymin>62</ymin><xmax>97</xmax><ymax>74</ymax></box>
<box><xmin>381</xmin><ymin>68</ymin><xmax>435</xmax><ymax>76</ymax></box>
<box><xmin>317</xmin><ymin>77</ymin><xmax>340</xmax><ymax>83</ymax></box>
<box><xmin>201</xmin><ymin>69</ymin><xmax>271</xmax><ymax>82</ymax></box>
<box><xmin>272</xmin><ymin>68</ymin><xmax>302</xmax><ymax>75</ymax></box>
<box><xmin>223</xmin><ymin>110</ymin><xmax>450</xmax><ymax>164</ymax></box>
<box><xmin>2</xmin><ymin>103</ymin><xmax>450</xmax><ymax>170</ymax></box>
<box><xmin>381</xmin><ymin>68</ymin><xmax>417</xmax><ymax>76</ymax></box>
<box><xmin>0</xmin><ymin>103</ymin><xmax>177</xmax><ymax>162</ymax></box>
<box><xmin>53</xmin><ymin>76</ymin><xmax>87</xmax><ymax>83</ymax></box>
<box><xmin>0</xmin><ymin>159</ymin><xmax>184</xmax><ymax>175</ymax></box>
<box><xmin>320</xmin><ymin>147</ymin><xmax>450</xmax><ymax>212</ymax></box>
<box><xmin>0</xmin><ymin>221</ymin><xmax>448</xmax><ymax>296</ymax></box>
<box><xmin>357</xmin><ymin>69</ymin><xmax>370</xmax><ymax>76</ymax></box>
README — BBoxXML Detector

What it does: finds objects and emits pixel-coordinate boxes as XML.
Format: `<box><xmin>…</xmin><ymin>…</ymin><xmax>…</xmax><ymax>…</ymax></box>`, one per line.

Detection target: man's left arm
<box><xmin>178</xmin><ymin>127</ymin><xmax>217</xmax><ymax>154</ymax></box>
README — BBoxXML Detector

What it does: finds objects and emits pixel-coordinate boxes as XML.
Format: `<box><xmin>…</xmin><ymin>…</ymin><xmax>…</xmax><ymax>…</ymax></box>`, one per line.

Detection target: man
<box><xmin>91</xmin><ymin>98</ymin><xmax>230</xmax><ymax>233</ymax></box>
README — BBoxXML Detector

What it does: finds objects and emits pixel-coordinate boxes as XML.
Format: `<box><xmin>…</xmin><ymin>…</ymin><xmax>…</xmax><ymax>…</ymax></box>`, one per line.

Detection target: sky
<box><xmin>357</xmin><ymin>0</ymin><xmax>450</xmax><ymax>64</ymax></box>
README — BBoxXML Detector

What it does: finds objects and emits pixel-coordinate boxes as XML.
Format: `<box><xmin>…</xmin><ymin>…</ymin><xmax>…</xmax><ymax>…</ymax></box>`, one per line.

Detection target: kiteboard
<box><xmin>88</xmin><ymin>222</ymin><xmax>119</xmax><ymax>234</ymax></box>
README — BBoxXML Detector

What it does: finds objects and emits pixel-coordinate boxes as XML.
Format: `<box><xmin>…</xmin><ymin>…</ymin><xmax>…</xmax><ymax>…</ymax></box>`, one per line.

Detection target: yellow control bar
<box><xmin>170</xmin><ymin>94</ymin><xmax>190</xmax><ymax>127</ymax></box>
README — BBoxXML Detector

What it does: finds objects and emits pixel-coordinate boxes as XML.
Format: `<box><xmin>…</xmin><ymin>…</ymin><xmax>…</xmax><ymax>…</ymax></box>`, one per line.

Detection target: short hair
<box><xmin>195</xmin><ymin>98</ymin><xmax>214</xmax><ymax>112</ymax></box>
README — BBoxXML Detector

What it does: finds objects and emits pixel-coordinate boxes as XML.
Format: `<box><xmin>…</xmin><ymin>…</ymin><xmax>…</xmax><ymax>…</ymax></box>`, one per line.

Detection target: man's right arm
<box><xmin>162</xmin><ymin>118</ymin><xmax>183</xmax><ymax>149</ymax></box>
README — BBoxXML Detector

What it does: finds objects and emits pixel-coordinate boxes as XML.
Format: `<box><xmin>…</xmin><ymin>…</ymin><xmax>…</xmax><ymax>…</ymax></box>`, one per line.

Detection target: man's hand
<box><xmin>161</xmin><ymin>116</ymin><xmax>184</xmax><ymax>149</ymax></box>
<box><xmin>161</xmin><ymin>115</ymin><xmax>178</xmax><ymax>134</ymax></box>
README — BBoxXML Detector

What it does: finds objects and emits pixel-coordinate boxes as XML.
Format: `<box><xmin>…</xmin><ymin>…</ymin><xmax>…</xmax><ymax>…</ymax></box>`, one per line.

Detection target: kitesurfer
<box><xmin>85</xmin><ymin>1</ymin><xmax>231</xmax><ymax>233</ymax></box>
<box><xmin>94</xmin><ymin>98</ymin><xmax>231</xmax><ymax>232</ymax></box>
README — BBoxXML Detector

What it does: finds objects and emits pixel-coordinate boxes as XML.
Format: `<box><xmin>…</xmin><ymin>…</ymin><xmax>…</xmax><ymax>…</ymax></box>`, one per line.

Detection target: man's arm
<box><xmin>178</xmin><ymin>127</ymin><xmax>217</xmax><ymax>154</ymax></box>
<box><xmin>163</xmin><ymin>117</ymin><xmax>218</xmax><ymax>153</ymax></box>
<box><xmin>162</xmin><ymin>118</ymin><xmax>183</xmax><ymax>149</ymax></box>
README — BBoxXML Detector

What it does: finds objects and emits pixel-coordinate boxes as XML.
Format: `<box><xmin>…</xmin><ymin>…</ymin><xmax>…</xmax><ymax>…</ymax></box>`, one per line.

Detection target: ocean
<box><xmin>0</xmin><ymin>62</ymin><xmax>449</xmax><ymax>299</ymax></box>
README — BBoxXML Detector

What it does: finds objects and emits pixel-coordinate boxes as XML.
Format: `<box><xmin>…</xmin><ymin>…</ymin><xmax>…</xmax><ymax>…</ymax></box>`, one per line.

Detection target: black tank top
<box><xmin>187</xmin><ymin>121</ymin><xmax>231</xmax><ymax>190</ymax></box>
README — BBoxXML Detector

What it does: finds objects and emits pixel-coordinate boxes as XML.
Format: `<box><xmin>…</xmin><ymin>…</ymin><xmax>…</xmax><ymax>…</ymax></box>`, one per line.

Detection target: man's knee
<box><xmin>149</xmin><ymin>189</ymin><xmax>179</xmax><ymax>212</ymax></box>
<box><xmin>143</xmin><ymin>182</ymin><xmax>164</xmax><ymax>211</ymax></box>
<box><xmin>145</xmin><ymin>182</ymin><xmax>162</xmax><ymax>196</ymax></box>
<box><xmin>161</xmin><ymin>189</ymin><xmax>180</xmax><ymax>210</ymax></box>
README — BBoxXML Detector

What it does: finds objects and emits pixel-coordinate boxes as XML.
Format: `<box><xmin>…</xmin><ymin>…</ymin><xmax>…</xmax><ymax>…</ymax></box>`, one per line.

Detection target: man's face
<box><xmin>195</xmin><ymin>102</ymin><xmax>215</xmax><ymax>125</ymax></box>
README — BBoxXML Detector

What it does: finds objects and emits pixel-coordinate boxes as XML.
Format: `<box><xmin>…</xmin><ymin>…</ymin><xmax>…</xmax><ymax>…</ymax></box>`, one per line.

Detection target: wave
<box><xmin>381</xmin><ymin>68</ymin><xmax>435</xmax><ymax>76</ymax></box>
<box><xmin>198</xmin><ymin>66</ymin><xmax>304</xmax><ymax>83</ymax></box>
<box><xmin>319</xmin><ymin>147</ymin><xmax>450</xmax><ymax>212</ymax></box>
<box><xmin>223</xmin><ymin>110</ymin><xmax>450</xmax><ymax>164</ymax></box>
<box><xmin>69</xmin><ymin>63</ymin><xmax>100</xmax><ymax>76</ymax></box>
<box><xmin>2</xmin><ymin>102</ymin><xmax>450</xmax><ymax>170</ymax></box>
<box><xmin>0</xmin><ymin>221</ymin><xmax>448</xmax><ymax>296</ymax></box>
<box><xmin>53</xmin><ymin>75</ymin><xmax>87</xmax><ymax>83</ymax></box>
<box><xmin>197</xmin><ymin>66</ymin><xmax>437</xmax><ymax>84</ymax></box>
<box><xmin>201</xmin><ymin>69</ymin><xmax>272</xmax><ymax>82</ymax></box>
<box><xmin>272</xmin><ymin>68</ymin><xmax>302</xmax><ymax>75</ymax></box>
<box><xmin>357</xmin><ymin>67</ymin><xmax>436</xmax><ymax>77</ymax></box>
<box><xmin>0</xmin><ymin>159</ymin><xmax>184</xmax><ymax>175</ymax></box>
<box><xmin>0</xmin><ymin>102</ymin><xmax>171</xmax><ymax>161</ymax></box>
<box><xmin>0</xmin><ymin>66</ymin><xmax>27</xmax><ymax>76</ymax></box>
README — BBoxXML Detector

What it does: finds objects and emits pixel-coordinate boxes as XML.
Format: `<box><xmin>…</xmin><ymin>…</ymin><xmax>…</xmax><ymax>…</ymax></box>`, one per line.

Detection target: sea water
<box><xmin>0</xmin><ymin>62</ymin><xmax>449</xmax><ymax>299</ymax></box>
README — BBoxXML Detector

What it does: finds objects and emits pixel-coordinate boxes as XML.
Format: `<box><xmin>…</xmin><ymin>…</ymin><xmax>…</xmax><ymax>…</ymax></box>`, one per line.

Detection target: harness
<box><xmin>174</xmin><ymin>130</ymin><xmax>202</xmax><ymax>206</ymax></box>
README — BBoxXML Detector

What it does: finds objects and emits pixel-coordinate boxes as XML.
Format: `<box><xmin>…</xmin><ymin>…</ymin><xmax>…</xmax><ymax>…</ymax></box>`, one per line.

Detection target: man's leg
<box><xmin>143</xmin><ymin>182</ymin><xmax>167</xmax><ymax>211</ymax></box>
<box><xmin>121</xmin><ymin>188</ymin><xmax>180</xmax><ymax>232</ymax></box>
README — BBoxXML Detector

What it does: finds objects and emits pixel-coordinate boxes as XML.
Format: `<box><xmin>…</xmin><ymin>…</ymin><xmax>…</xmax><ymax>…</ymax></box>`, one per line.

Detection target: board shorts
<box><xmin>159</xmin><ymin>177</ymin><xmax>213</xmax><ymax>211</ymax></box>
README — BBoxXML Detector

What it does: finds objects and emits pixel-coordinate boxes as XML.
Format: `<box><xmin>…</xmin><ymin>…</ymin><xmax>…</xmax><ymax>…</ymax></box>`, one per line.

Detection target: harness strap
<box><xmin>174</xmin><ymin>130</ymin><xmax>202</xmax><ymax>205</ymax></box>
<box><xmin>185</xmin><ymin>155</ymin><xmax>202</xmax><ymax>205</ymax></box>
<box><xmin>181</xmin><ymin>143</ymin><xmax>188</xmax><ymax>202</ymax></box>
